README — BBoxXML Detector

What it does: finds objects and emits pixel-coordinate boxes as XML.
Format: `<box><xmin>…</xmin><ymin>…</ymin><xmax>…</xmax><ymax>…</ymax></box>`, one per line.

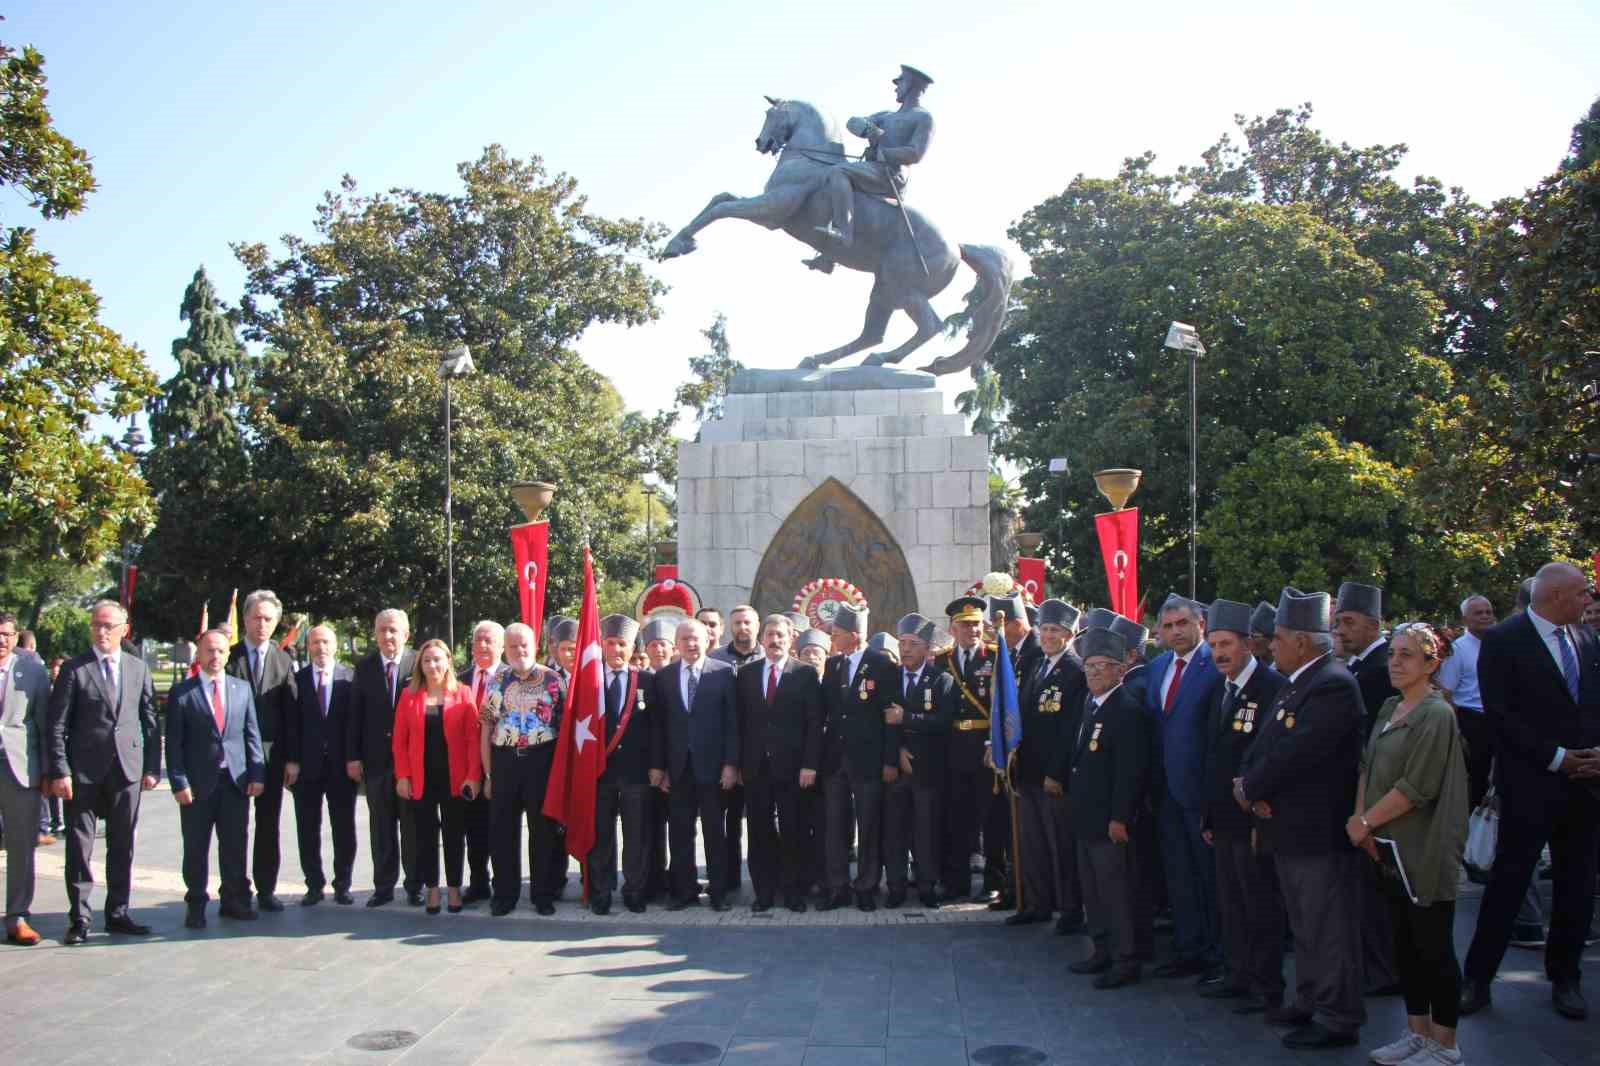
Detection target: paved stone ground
<box><xmin>2</xmin><ymin>788</ymin><xmax>1597</xmax><ymax>1065</ymax></box>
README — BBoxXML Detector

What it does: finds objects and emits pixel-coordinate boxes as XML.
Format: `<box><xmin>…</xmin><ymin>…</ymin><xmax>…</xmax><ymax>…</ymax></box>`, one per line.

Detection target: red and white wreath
<box><xmin>793</xmin><ymin>577</ymin><xmax>868</xmax><ymax>630</ymax></box>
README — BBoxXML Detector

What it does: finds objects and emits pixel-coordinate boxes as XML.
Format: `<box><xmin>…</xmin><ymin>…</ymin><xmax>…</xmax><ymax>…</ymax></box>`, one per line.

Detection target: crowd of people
<box><xmin>2</xmin><ymin>560</ymin><xmax>1598</xmax><ymax>1066</ymax></box>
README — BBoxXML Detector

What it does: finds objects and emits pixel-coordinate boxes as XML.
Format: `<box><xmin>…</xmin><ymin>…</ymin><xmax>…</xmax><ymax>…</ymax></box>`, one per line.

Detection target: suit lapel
<box><xmin>1516</xmin><ymin>614</ymin><xmax>1572</xmax><ymax>698</ymax></box>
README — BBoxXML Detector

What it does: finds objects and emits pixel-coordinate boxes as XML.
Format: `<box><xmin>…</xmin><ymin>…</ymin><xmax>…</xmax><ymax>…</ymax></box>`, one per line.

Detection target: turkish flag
<box><xmin>509</xmin><ymin>521</ymin><xmax>550</xmax><ymax>642</ymax></box>
<box><xmin>1016</xmin><ymin>558</ymin><xmax>1045</xmax><ymax>604</ymax></box>
<box><xmin>654</xmin><ymin>563</ymin><xmax>678</xmax><ymax>582</ymax></box>
<box><xmin>1094</xmin><ymin>508</ymin><xmax>1140</xmax><ymax>620</ymax></box>
<box><xmin>543</xmin><ymin>546</ymin><xmax>606</xmax><ymax>868</ymax></box>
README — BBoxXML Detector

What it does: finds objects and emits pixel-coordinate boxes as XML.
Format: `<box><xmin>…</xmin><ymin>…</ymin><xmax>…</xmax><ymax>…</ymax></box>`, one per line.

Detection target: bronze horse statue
<box><xmin>661</xmin><ymin>98</ymin><xmax>1012</xmax><ymax>376</ymax></box>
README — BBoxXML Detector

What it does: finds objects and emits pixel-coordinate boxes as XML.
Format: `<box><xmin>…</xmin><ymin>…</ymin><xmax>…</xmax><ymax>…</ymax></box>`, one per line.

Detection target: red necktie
<box><xmin>766</xmin><ymin>664</ymin><xmax>778</xmax><ymax>704</ymax></box>
<box><xmin>1163</xmin><ymin>656</ymin><xmax>1186</xmax><ymax>714</ymax></box>
<box><xmin>211</xmin><ymin>679</ymin><xmax>226</xmax><ymax>733</ymax></box>
<box><xmin>475</xmin><ymin>670</ymin><xmax>487</xmax><ymax>706</ymax></box>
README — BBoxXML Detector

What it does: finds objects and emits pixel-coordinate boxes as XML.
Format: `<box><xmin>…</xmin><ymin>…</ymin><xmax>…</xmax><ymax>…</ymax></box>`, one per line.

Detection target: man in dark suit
<box><xmin>226</xmin><ymin>589</ymin><xmax>299</xmax><ymax>912</ymax></box>
<box><xmin>1332</xmin><ymin>580</ymin><xmax>1402</xmax><ymax>998</ymax></box>
<box><xmin>737</xmin><ymin>613</ymin><xmax>823</xmax><ymax>913</ymax></box>
<box><xmin>168</xmin><ymin>628</ymin><xmax>265</xmax><ymax>927</ymax></box>
<box><xmin>457</xmin><ymin>619</ymin><xmax>506</xmax><ymax>904</ymax></box>
<box><xmin>589</xmin><ymin>614</ymin><xmax>655</xmax><ymax>915</ymax></box>
<box><xmin>1236</xmin><ymin>588</ymin><xmax>1366</xmax><ymax>1050</ymax></box>
<box><xmin>1199</xmin><ymin>600</ymin><xmax>1288</xmax><ymax>1013</ymax></box>
<box><xmin>883</xmin><ymin>613</ymin><xmax>954</xmax><ymax>910</ymax></box>
<box><xmin>817</xmin><ymin>603</ymin><xmax>901</xmax><ymax>911</ymax></box>
<box><xmin>710</xmin><ymin>604</ymin><xmax>761</xmax><ymax>900</ymax></box>
<box><xmin>1144</xmin><ymin>593</ymin><xmax>1225</xmax><ymax>979</ymax></box>
<box><xmin>0</xmin><ymin>610</ymin><xmax>52</xmax><ymax>946</ymax></box>
<box><xmin>284</xmin><ymin>624</ymin><xmax>357</xmax><ymax>906</ymax></box>
<box><xmin>1460</xmin><ymin>562</ymin><xmax>1600</xmax><ymax>1021</ymax></box>
<box><xmin>1068</xmin><ymin>628</ymin><xmax>1152</xmax><ymax>989</ymax></box>
<box><xmin>45</xmin><ymin>600</ymin><xmax>161</xmax><ymax>944</ymax></box>
<box><xmin>345</xmin><ymin>608</ymin><xmax>420</xmax><ymax>907</ymax></box>
<box><xmin>933</xmin><ymin>595</ymin><xmax>1001</xmax><ymax>902</ymax></box>
<box><xmin>1009</xmin><ymin>598</ymin><xmax>1088</xmax><ymax>929</ymax></box>
<box><xmin>650</xmin><ymin>617</ymin><xmax>739</xmax><ymax>911</ymax></box>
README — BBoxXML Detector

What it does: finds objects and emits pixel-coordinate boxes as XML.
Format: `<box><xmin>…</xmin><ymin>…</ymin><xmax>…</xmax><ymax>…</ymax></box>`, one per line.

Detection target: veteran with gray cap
<box><xmin>1334</xmin><ymin>582</ymin><xmax>1398</xmax><ymax>740</ymax></box>
<box><xmin>882</xmin><ymin>612</ymin><xmax>956</xmax><ymax>908</ymax></box>
<box><xmin>1249</xmin><ymin>602</ymin><xmax>1277</xmax><ymax>666</ymax></box>
<box><xmin>586</xmin><ymin>614</ymin><xmax>654</xmax><ymax>914</ymax></box>
<box><xmin>1236</xmin><ymin>588</ymin><xmax>1368</xmax><ymax>1050</ymax></box>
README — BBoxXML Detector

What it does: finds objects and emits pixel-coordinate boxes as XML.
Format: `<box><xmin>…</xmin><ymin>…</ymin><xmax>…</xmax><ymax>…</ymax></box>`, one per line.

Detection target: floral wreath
<box><xmin>793</xmin><ymin>577</ymin><xmax>868</xmax><ymax>630</ymax></box>
<box><xmin>964</xmin><ymin>570</ymin><xmax>1037</xmax><ymax>604</ymax></box>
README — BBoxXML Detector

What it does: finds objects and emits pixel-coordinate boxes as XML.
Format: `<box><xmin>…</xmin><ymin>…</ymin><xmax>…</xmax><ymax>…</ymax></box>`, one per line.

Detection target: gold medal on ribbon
<box><xmin>1285</xmin><ymin>715</ymin><xmax>1295</xmax><ymax>729</ymax></box>
<box><xmin>1088</xmin><ymin>740</ymin><xmax>1099</xmax><ymax>752</ymax></box>
<box><xmin>924</xmin><ymin>689</ymin><xmax>933</xmax><ymax>712</ymax></box>
<box><xmin>1232</xmin><ymin>719</ymin><xmax>1243</xmax><ymax>732</ymax></box>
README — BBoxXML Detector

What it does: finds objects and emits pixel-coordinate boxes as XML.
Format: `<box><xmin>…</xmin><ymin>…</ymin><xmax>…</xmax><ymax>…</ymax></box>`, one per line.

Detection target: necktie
<box><xmin>686</xmin><ymin>667</ymin><xmax>699</xmax><ymax>711</ymax></box>
<box><xmin>475</xmin><ymin>670</ymin><xmax>487</xmax><ymax>707</ymax></box>
<box><xmin>1164</xmin><ymin>656</ymin><xmax>1187</xmax><ymax>714</ymax></box>
<box><xmin>250</xmin><ymin>647</ymin><xmax>260</xmax><ymax>686</ymax></box>
<box><xmin>766</xmin><ymin>664</ymin><xmax>778</xmax><ymax>704</ymax></box>
<box><xmin>1222</xmin><ymin>681</ymin><xmax>1238</xmax><ymax>720</ymax></box>
<box><xmin>385</xmin><ymin>660</ymin><xmax>396</xmax><ymax>705</ymax></box>
<box><xmin>211</xmin><ymin>679</ymin><xmax>226</xmax><ymax>733</ymax></box>
<box><xmin>1555</xmin><ymin>628</ymin><xmax>1582</xmax><ymax>704</ymax></box>
<box><xmin>102</xmin><ymin>656</ymin><xmax>115</xmax><ymax>687</ymax></box>
<box><xmin>608</xmin><ymin>671</ymin><xmax>624</xmax><ymax>716</ymax></box>
<box><xmin>317</xmin><ymin>671</ymin><xmax>328</xmax><ymax>717</ymax></box>
<box><xmin>904</xmin><ymin>669</ymin><xmax>914</xmax><ymax>702</ymax></box>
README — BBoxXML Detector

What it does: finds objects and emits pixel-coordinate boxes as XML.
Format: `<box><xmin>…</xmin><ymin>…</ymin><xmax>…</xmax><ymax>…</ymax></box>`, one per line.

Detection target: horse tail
<box><xmin>929</xmin><ymin>244</ymin><xmax>1014</xmax><ymax>376</ymax></box>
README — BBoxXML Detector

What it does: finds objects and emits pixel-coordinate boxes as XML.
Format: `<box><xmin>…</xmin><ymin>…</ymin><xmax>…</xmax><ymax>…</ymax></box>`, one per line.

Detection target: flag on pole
<box><xmin>226</xmin><ymin>587</ymin><xmax>240</xmax><ymax>645</ymax></box>
<box><xmin>187</xmin><ymin>600</ymin><xmax>211</xmax><ymax>679</ymax></box>
<box><xmin>988</xmin><ymin>624</ymin><xmax>1022</xmax><ymax>766</ymax></box>
<box><xmin>1094</xmin><ymin>508</ymin><xmax>1141</xmax><ymax>620</ymax></box>
<box><xmin>542</xmin><ymin>546</ymin><xmax>606</xmax><ymax>867</ymax></box>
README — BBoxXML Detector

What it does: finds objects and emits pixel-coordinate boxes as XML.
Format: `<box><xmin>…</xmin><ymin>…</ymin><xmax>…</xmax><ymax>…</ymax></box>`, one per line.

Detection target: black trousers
<box><xmin>462</xmin><ymin>791</ymin><xmax>492</xmax><ymax>892</ymax></box>
<box><xmin>180</xmin><ymin>769</ymin><xmax>250</xmax><ymax>907</ymax></box>
<box><xmin>365</xmin><ymin>769</ymin><xmax>419</xmax><ymax>895</ymax></box>
<box><xmin>1465</xmin><ymin>776</ymin><xmax>1600</xmax><ymax>984</ymax></box>
<box><xmin>722</xmin><ymin>783</ymin><xmax>745</xmax><ymax>893</ymax></box>
<box><xmin>489</xmin><ymin>744</ymin><xmax>565</xmax><ymax>904</ymax></box>
<box><xmin>1213</xmin><ymin>830</ymin><xmax>1286</xmax><ymax>1003</ymax></box>
<box><xmin>1277</xmin><ymin>850</ymin><xmax>1366</xmax><ymax>1036</ymax></box>
<box><xmin>1360</xmin><ymin>850</ymin><xmax>1399</xmax><ymax>991</ymax></box>
<box><xmin>668</xmin><ymin>760</ymin><xmax>727</xmax><ymax>902</ymax></box>
<box><xmin>249</xmin><ymin>741</ymin><xmax>288</xmax><ymax>898</ymax></box>
<box><xmin>1015</xmin><ymin>783</ymin><xmax>1078</xmax><ymax>916</ymax></box>
<box><xmin>806</xmin><ymin>783</ymin><xmax>829</xmax><ymax>892</ymax></box>
<box><xmin>63</xmin><ymin>768</ymin><xmax>142</xmax><ymax>925</ymax></box>
<box><xmin>1454</xmin><ymin>707</ymin><xmax>1494</xmax><ymax>811</ymax></box>
<box><xmin>883</xmin><ymin>775</ymin><xmax>941</xmax><ymax>895</ymax></box>
<box><xmin>292</xmin><ymin>770</ymin><xmax>357</xmax><ymax>893</ymax></box>
<box><xmin>412</xmin><ymin>793</ymin><xmax>466</xmax><ymax>888</ymax></box>
<box><xmin>982</xmin><ymin>778</ymin><xmax>1012</xmax><ymax>895</ymax></box>
<box><xmin>745</xmin><ymin>769</ymin><xmax>808</xmax><ymax>903</ymax></box>
<box><xmin>589</xmin><ymin>779</ymin><xmax>652</xmax><ymax>900</ymax></box>
<box><xmin>825</xmin><ymin>766</ymin><xmax>883</xmax><ymax>893</ymax></box>
<box><xmin>942</xmin><ymin>763</ymin><xmax>994</xmax><ymax>897</ymax></box>
<box><xmin>1388</xmin><ymin>886</ymin><xmax>1461</xmax><ymax>1027</ymax></box>
<box><xmin>646</xmin><ymin>790</ymin><xmax>670</xmax><ymax>900</ymax></box>
<box><xmin>1078</xmin><ymin>836</ymin><xmax>1148</xmax><ymax>967</ymax></box>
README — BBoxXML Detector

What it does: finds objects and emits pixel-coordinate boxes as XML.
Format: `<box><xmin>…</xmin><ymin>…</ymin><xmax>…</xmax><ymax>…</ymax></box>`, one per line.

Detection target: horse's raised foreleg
<box><xmin>862</xmin><ymin>294</ymin><xmax>942</xmax><ymax>366</ymax></box>
<box><xmin>662</xmin><ymin>190</ymin><xmax>797</xmax><ymax>259</ymax></box>
<box><xmin>800</xmin><ymin>282</ymin><xmax>894</xmax><ymax>369</ymax></box>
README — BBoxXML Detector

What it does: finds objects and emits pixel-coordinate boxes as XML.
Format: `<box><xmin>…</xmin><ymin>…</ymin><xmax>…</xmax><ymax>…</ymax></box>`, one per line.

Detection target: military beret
<box><xmin>1109</xmin><ymin>616</ymin><xmax>1149</xmax><ymax>651</ymax></box>
<box><xmin>641</xmin><ymin>617</ymin><xmax>679</xmax><ymax>645</ymax></box>
<box><xmin>896</xmin><ymin>613</ymin><xmax>937</xmax><ymax>643</ymax></box>
<box><xmin>1036</xmin><ymin>599</ymin><xmax>1079</xmax><ymax>630</ymax></box>
<box><xmin>833</xmin><ymin>603</ymin><xmax>868</xmax><ymax>636</ymax></box>
<box><xmin>1206</xmin><ymin>599</ymin><xmax>1253</xmax><ymax>637</ymax></box>
<box><xmin>600</xmin><ymin>614</ymin><xmax>640</xmax><ymax>645</ymax></box>
<box><xmin>796</xmin><ymin>628</ymin><xmax>831</xmax><ymax>653</ymax></box>
<box><xmin>1250</xmin><ymin>602</ymin><xmax>1276</xmax><ymax>638</ymax></box>
<box><xmin>987</xmin><ymin>593</ymin><xmax>1027</xmax><ymax>624</ymax></box>
<box><xmin>1276</xmin><ymin>587</ymin><xmax>1331</xmax><ymax>634</ymax></box>
<box><xmin>1076</xmin><ymin>628</ymin><xmax>1128</xmax><ymax>663</ymax></box>
<box><xmin>1335</xmin><ymin>581</ymin><xmax>1384</xmax><ymax>620</ymax></box>
<box><xmin>1081</xmin><ymin>607</ymin><xmax>1119</xmax><ymax>631</ymax></box>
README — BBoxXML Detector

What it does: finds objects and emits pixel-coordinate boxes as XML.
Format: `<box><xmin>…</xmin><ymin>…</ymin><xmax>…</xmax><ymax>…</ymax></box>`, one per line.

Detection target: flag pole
<box><xmin>1006</xmin><ymin>747</ymin><xmax>1023</xmax><ymax>916</ymax></box>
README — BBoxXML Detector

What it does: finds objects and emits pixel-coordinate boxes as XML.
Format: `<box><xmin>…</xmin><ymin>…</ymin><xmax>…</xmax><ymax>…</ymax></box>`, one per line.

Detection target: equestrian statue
<box><xmin>660</xmin><ymin>65</ymin><xmax>1013</xmax><ymax>377</ymax></box>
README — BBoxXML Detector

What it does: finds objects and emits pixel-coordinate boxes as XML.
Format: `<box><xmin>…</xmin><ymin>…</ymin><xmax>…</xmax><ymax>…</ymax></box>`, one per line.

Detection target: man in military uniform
<box><xmin>882</xmin><ymin>613</ymin><xmax>954</xmax><ymax>909</ymax></box>
<box><xmin>793</xmin><ymin>625</ymin><xmax>832</xmax><ymax>893</ymax></box>
<box><xmin>935</xmin><ymin>596</ymin><xmax>1002</xmax><ymax>902</ymax></box>
<box><xmin>546</xmin><ymin>617</ymin><xmax>578</xmax><ymax>683</ymax></box>
<box><xmin>1008</xmin><ymin>599</ymin><xmax>1088</xmax><ymax>931</ymax></box>
<box><xmin>589</xmin><ymin>615</ymin><xmax>654</xmax><ymax>915</ymax></box>
<box><xmin>818</xmin><ymin>604</ymin><xmax>901</xmax><ymax>911</ymax></box>
<box><xmin>814</xmin><ymin>65</ymin><xmax>935</xmax><ymax>250</ymax></box>
<box><xmin>641</xmin><ymin>617</ymin><xmax>678</xmax><ymax>672</ymax></box>
<box><xmin>1249</xmin><ymin>602</ymin><xmax>1277</xmax><ymax>667</ymax></box>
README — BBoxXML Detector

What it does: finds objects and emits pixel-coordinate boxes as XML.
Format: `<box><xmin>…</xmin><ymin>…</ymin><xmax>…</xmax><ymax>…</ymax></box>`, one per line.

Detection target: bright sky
<box><xmin>10</xmin><ymin>0</ymin><xmax>1598</xmax><ymax>439</ymax></box>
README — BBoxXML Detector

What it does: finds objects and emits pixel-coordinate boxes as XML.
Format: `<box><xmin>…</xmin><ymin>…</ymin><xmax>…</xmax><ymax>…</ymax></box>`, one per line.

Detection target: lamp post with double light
<box><xmin>440</xmin><ymin>345</ymin><xmax>475</xmax><ymax>649</ymax></box>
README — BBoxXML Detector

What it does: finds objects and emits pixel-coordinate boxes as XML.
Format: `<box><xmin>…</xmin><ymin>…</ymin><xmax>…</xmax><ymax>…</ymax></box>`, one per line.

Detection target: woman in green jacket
<box><xmin>1347</xmin><ymin>622</ymin><xmax>1470</xmax><ymax>1066</ymax></box>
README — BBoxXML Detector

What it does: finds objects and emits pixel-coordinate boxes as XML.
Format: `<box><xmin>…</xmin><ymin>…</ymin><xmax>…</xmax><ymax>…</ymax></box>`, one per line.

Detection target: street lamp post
<box><xmin>1164</xmin><ymin>322</ymin><xmax>1206</xmax><ymax>599</ymax></box>
<box><xmin>644</xmin><ymin>482</ymin><xmax>657</xmax><ymax>576</ymax></box>
<box><xmin>120</xmin><ymin>414</ymin><xmax>146</xmax><ymax>616</ymax></box>
<box><xmin>440</xmin><ymin>345</ymin><xmax>476</xmax><ymax>649</ymax></box>
<box><xmin>1048</xmin><ymin>457</ymin><xmax>1068</xmax><ymax>592</ymax></box>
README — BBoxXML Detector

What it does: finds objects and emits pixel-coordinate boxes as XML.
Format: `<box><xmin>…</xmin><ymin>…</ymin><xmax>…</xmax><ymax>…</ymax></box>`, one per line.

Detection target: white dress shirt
<box><xmin>1159</xmin><ymin>649</ymin><xmax>1196</xmax><ymax>706</ymax></box>
<box><xmin>679</xmin><ymin>660</ymin><xmax>702</xmax><ymax>710</ymax></box>
<box><xmin>1287</xmin><ymin>652</ymin><xmax>1329</xmax><ymax>686</ymax></box>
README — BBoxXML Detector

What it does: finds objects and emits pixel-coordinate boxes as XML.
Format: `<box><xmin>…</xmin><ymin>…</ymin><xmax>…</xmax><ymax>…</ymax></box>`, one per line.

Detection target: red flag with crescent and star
<box><xmin>1094</xmin><ymin>507</ymin><xmax>1140</xmax><ymax>620</ymax></box>
<box><xmin>542</xmin><ymin>546</ymin><xmax>605</xmax><ymax>867</ymax></box>
<box><xmin>509</xmin><ymin>521</ymin><xmax>549</xmax><ymax>645</ymax></box>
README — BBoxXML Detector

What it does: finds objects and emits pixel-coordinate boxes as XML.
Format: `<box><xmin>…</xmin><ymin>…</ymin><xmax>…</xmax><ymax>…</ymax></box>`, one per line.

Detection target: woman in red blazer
<box><xmin>393</xmin><ymin>639</ymin><xmax>483</xmax><ymax>913</ymax></box>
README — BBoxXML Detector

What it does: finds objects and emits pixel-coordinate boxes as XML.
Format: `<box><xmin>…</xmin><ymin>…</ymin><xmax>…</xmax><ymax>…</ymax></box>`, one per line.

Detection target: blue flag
<box><xmin>989</xmin><ymin>635</ymin><xmax>1022</xmax><ymax>767</ymax></box>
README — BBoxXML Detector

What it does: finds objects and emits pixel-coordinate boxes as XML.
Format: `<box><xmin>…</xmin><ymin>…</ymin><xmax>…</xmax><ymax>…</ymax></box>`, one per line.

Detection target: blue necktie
<box><xmin>1555</xmin><ymin>628</ymin><xmax>1581</xmax><ymax>703</ymax></box>
<box><xmin>608</xmin><ymin>671</ymin><xmax>623</xmax><ymax>717</ymax></box>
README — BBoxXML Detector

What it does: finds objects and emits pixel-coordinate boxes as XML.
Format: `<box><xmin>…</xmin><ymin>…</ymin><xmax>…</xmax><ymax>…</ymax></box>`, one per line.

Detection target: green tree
<box><xmin>956</xmin><ymin>364</ymin><xmax>1007</xmax><ymax>471</ymax></box>
<box><xmin>230</xmin><ymin>147</ymin><xmax>674</xmax><ymax>637</ymax></box>
<box><xmin>674</xmin><ymin>312</ymin><xmax>743</xmax><ymax>433</ymax></box>
<box><xmin>0</xmin><ymin>39</ymin><xmax>155</xmax><ymax>568</ymax></box>
<box><xmin>138</xmin><ymin>266</ymin><xmax>255</xmax><ymax>636</ymax></box>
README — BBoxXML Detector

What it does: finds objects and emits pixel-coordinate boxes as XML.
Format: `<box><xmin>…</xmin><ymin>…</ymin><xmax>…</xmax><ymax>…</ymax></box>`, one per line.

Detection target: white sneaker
<box><xmin>1368</xmin><ymin>1030</ymin><xmax>1426</xmax><ymax>1064</ymax></box>
<box><xmin>1400</xmin><ymin>1040</ymin><xmax>1463</xmax><ymax>1066</ymax></box>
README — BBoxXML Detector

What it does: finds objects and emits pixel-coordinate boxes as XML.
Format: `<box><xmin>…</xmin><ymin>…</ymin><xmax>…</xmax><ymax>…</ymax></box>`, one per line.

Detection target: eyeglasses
<box><xmin>89</xmin><ymin>621</ymin><xmax>124</xmax><ymax>631</ymax></box>
<box><xmin>1083</xmin><ymin>661</ymin><xmax>1122</xmax><ymax>673</ymax></box>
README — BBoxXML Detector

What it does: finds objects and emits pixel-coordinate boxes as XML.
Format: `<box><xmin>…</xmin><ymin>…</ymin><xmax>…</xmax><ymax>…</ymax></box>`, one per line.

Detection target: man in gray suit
<box><xmin>0</xmin><ymin>611</ymin><xmax>52</xmax><ymax>945</ymax></box>
<box><xmin>46</xmin><ymin>600</ymin><xmax>162</xmax><ymax>945</ymax></box>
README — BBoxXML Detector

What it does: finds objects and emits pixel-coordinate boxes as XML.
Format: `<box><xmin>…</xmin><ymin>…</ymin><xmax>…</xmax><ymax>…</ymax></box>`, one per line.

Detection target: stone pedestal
<box><xmin>676</xmin><ymin>374</ymin><xmax>990</xmax><ymax>626</ymax></box>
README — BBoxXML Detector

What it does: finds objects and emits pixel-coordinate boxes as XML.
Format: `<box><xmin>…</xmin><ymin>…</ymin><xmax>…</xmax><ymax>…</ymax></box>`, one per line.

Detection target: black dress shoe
<box><xmin>406</xmin><ymin>889</ymin><xmax>426</xmax><ymax>907</ymax></box>
<box><xmin>590</xmin><ymin>897</ymin><xmax>612</xmax><ymax>916</ymax></box>
<box><xmin>1458</xmin><ymin>978</ymin><xmax>1492</xmax><ymax>1016</ymax></box>
<box><xmin>461</xmin><ymin>885</ymin><xmax>491</xmax><ymax>904</ymax></box>
<box><xmin>918</xmin><ymin>892</ymin><xmax>940</xmax><ymax>910</ymax></box>
<box><xmin>63</xmin><ymin>921</ymin><xmax>90</xmax><ymax>946</ymax></box>
<box><xmin>666</xmin><ymin>896</ymin><xmax>694</xmax><ymax>912</ymax></box>
<box><xmin>1004</xmin><ymin>910</ymin><xmax>1049</xmax><ymax>927</ymax></box>
<box><xmin>816</xmin><ymin>892</ymin><xmax>845</xmax><ymax>912</ymax></box>
<box><xmin>710</xmin><ymin>896</ymin><xmax>732</xmax><ymax>912</ymax></box>
<box><xmin>1152</xmin><ymin>958</ymin><xmax>1207</xmax><ymax>979</ymax></box>
<box><xmin>625</xmin><ymin>897</ymin><xmax>646</xmax><ymax>914</ymax></box>
<box><xmin>300</xmin><ymin>889</ymin><xmax>325</xmax><ymax>907</ymax></box>
<box><xmin>366</xmin><ymin>891</ymin><xmax>394</xmax><ymax>908</ymax></box>
<box><xmin>1054</xmin><ymin>914</ymin><xmax>1084</xmax><ymax>936</ymax></box>
<box><xmin>1093</xmin><ymin>966</ymin><xmax>1140</xmax><ymax>990</ymax></box>
<box><xmin>1553</xmin><ymin>979</ymin><xmax>1588</xmax><ymax>1020</ymax></box>
<box><xmin>1281</xmin><ymin>1023</ymin><xmax>1356</xmax><ymax>1049</ymax></box>
<box><xmin>334</xmin><ymin>890</ymin><xmax>355</xmax><ymax>906</ymax></box>
<box><xmin>750</xmin><ymin>900</ymin><xmax>771</xmax><ymax>914</ymax></box>
<box><xmin>1264</xmin><ymin>1005</ymin><xmax>1313</xmax><ymax>1028</ymax></box>
<box><xmin>1198</xmin><ymin>982</ymin><xmax>1248</xmax><ymax>1000</ymax></box>
<box><xmin>257</xmin><ymin>894</ymin><xmax>285</xmax><ymax>913</ymax></box>
<box><xmin>534</xmin><ymin>900</ymin><xmax>556</xmax><ymax>916</ymax></box>
<box><xmin>105</xmin><ymin>913</ymin><xmax>151</xmax><ymax>935</ymax></box>
<box><xmin>218</xmin><ymin>903</ymin><xmax>258</xmax><ymax>921</ymax></box>
<box><xmin>855</xmin><ymin>891</ymin><xmax>876</xmax><ymax>912</ymax></box>
<box><xmin>1232</xmin><ymin>993</ymin><xmax>1270</xmax><ymax>1015</ymax></box>
<box><xmin>1069</xmin><ymin>952</ymin><xmax>1112</xmax><ymax>975</ymax></box>
<box><xmin>184</xmin><ymin>908</ymin><xmax>206</xmax><ymax>929</ymax></box>
<box><xmin>786</xmin><ymin>896</ymin><xmax>808</xmax><ymax>913</ymax></box>
<box><xmin>884</xmin><ymin>889</ymin><xmax>906</xmax><ymax>909</ymax></box>
<box><xmin>490</xmin><ymin>900</ymin><xmax>516</xmax><ymax>917</ymax></box>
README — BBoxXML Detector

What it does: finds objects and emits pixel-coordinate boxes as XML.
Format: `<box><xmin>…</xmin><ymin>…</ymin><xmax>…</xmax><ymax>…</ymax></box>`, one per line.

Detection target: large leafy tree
<box><xmin>0</xmin><ymin>39</ymin><xmax>155</xmax><ymax>571</ymax></box>
<box><xmin>674</xmin><ymin>312</ymin><xmax>742</xmax><ymax>433</ymax></box>
<box><xmin>229</xmin><ymin>147</ymin><xmax>674</xmax><ymax>638</ymax></box>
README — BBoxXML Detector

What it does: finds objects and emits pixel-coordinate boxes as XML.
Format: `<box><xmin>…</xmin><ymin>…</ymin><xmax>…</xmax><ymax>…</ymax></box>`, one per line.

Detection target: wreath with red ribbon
<box><xmin>793</xmin><ymin>577</ymin><xmax>868</xmax><ymax>630</ymax></box>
